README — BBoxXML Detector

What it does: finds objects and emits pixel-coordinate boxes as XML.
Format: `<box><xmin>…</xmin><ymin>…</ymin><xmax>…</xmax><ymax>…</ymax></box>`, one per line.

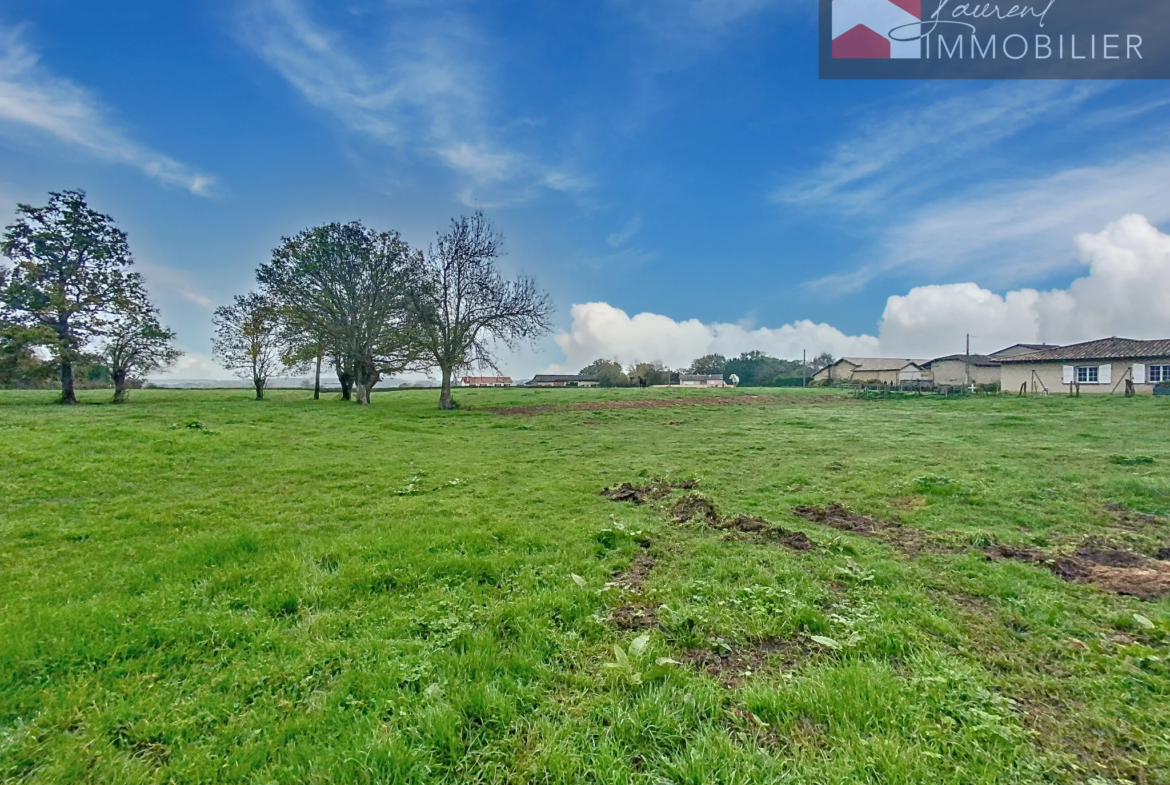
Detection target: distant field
<box><xmin>1</xmin><ymin>387</ymin><xmax>1168</xmax><ymax>784</ymax></box>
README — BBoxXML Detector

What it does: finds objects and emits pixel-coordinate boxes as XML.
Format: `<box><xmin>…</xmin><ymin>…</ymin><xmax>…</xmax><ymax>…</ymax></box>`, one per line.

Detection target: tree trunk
<box><xmin>338</xmin><ymin>371</ymin><xmax>352</xmax><ymax>401</ymax></box>
<box><xmin>439</xmin><ymin>367</ymin><xmax>454</xmax><ymax>410</ymax></box>
<box><xmin>113</xmin><ymin>371</ymin><xmax>127</xmax><ymax>404</ymax></box>
<box><xmin>254</xmin><ymin>378</ymin><xmax>265</xmax><ymax>400</ymax></box>
<box><xmin>60</xmin><ymin>358</ymin><xmax>77</xmax><ymax>405</ymax></box>
<box><xmin>314</xmin><ymin>349</ymin><xmax>322</xmax><ymax>400</ymax></box>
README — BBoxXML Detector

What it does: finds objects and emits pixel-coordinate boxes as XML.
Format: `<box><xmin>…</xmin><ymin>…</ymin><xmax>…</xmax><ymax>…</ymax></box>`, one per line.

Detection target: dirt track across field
<box><xmin>486</xmin><ymin>394</ymin><xmax>847</xmax><ymax>416</ymax></box>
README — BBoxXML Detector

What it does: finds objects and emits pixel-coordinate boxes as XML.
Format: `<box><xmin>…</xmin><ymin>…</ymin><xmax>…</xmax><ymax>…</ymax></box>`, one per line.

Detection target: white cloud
<box><xmin>0</xmin><ymin>24</ymin><xmax>216</xmax><ymax>196</ymax></box>
<box><xmin>546</xmin><ymin>301</ymin><xmax>879</xmax><ymax>372</ymax></box>
<box><xmin>149</xmin><ymin>351</ymin><xmax>234</xmax><ymax>381</ymax></box>
<box><xmin>879</xmin><ymin>214</ymin><xmax>1170</xmax><ymax>356</ymax></box>
<box><xmin>546</xmin><ymin>215</ymin><xmax>1170</xmax><ymax>370</ymax></box>
<box><xmin>240</xmin><ymin>0</ymin><xmax>588</xmax><ymax>205</ymax></box>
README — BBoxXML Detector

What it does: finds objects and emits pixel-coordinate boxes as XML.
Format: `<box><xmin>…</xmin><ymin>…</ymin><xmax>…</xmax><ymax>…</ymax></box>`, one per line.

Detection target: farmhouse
<box><xmin>999</xmin><ymin>337</ymin><xmax>1170</xmax><ymax>395</ymax></box>
<box><xmin>679</xmin><ymin>374</ymin><xmax>726</xmax><ymax>388</ymax></box>
<box><xmin>923</xmin><ymin>354</ymin><xmax>1001</xmax><ymax>387</ymax></box>
<box><xmin>524</xmin><ymin>374</ymin><xmax>600</xmax><ymax>388</ymax></box>
<box><xmin>813</xmin><ymin>357</ymin><xmax>929</xmax><ymax>385</ymax></box>
<box><xmin>461</xmin><ymin>376</ymin><xmax>512</xmax><ymax>387</ymax></box>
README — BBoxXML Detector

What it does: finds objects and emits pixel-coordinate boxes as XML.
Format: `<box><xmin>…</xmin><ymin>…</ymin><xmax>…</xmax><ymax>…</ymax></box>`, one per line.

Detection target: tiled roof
<box><xmin>998</xmin><ymin>337</ymin><xmax>1170</xmax><ymax>363</ymax></box>
<box><xmin>925</xmin><ymin>354</ymin><xmax>1001</xmax><ymax>368</ymax></box>
<box><xmin>841</xmin><ymin>357</ymin><xmax>929</xmax><ymax>372</ymax></box>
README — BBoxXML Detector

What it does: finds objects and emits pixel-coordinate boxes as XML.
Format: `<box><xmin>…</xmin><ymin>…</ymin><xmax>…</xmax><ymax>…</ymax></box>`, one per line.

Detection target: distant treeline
<box><xmin>579</xmin><ymin>351</ymin><xmax>836</xmax><ymax>387</ymax></box>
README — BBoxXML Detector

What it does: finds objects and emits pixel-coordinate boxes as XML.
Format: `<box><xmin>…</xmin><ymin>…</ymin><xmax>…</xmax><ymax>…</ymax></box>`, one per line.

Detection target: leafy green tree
<box><xmin>687</xmin><ymin>354</ymin><xmax>726</xmax><ymax>376</ymax></box>
<box><xmin>102</xmin><ymin>299</ymin><xmax>182</xmax><ymax>403</ymax></box>
<box><xmin>0</xmin><ymin>322</ymin><xmax>54</xmax><ymax>388</ymax></box>
<box><xmin>258</xmin><ymin>222</ymin><xmax>421</xmax><ymax>406</ymax></box>
<box><xmin>627</xmin><ymin>360</ymin><xmax>670</xmax><ymax>387</ymax></box>
<box><xmin>579</xmin><ymin>358</ymin><xmax>628</xmax><ymax>387</ymax></box>
<box><xmin>212</xmin><ymin>293</ymin><xmax>283</xmax><ymax>400</ymax></box>
<box><xmin>810</xmin><ymin>352</ymin><xmax>835</xmax><ymax>371</ymax></box>
<box><xmin>408</xmin><ymin>212</ymin><xmax>553</xmax><ymax>410</ymax></box>
<box><xmin>1</xmin><ymin>190</ymin><xmax>143</xmax><ymax>403</ymax></box>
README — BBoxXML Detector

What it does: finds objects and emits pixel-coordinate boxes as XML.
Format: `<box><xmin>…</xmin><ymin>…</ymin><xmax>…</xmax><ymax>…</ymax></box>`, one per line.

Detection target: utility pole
<box><xmin>965</xmin><ymin>333</ymin><xmax>971</xmax><ymax>388</ymax></box>
<box><xmin>802</xmin><ymin>349</ymin><xmax>807</xmax><ymax>388</ymax></box>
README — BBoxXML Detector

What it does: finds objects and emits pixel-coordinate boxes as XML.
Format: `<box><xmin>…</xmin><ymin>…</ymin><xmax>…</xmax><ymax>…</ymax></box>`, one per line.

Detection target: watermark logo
<box><xmin>820</xmin><ymin>0</ymin><xmax>1170</xmax><ymax>78</ymax></box>
<box><xmin>833</xmin><ymin>0</ymin><xmax>921</xmax><ymax>59</ymax></box>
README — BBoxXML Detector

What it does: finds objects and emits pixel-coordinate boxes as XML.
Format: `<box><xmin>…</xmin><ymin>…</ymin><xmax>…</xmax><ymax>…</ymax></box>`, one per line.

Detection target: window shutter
<box><xmin>1062</xmin><ymin>365</ymin><xmax>1074</xmax><ymax>384</ymax></box>
<box><xmin>1099</xmin><ymin>364</ymin><xmax>1111</xmax><ymax>385</ymax></box>
<box><xmin>1133</xmin><ymin>364</ymin><xmax>1146</xmax><ymax>384</ymax></box>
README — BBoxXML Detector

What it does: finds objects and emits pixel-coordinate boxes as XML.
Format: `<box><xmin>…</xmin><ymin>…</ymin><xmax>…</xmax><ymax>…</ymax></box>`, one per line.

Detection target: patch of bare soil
<box><xmin>682</xmin><ymin>637</ymin><xmax>816</xmax><ymax>689</ymax></box>
<box><xmin>986</xmin><ymin>539</ymin><xmax>1170</xmax><ymax>600</ymax></box>
<box><xmin>608</xmin><ymin>552</ymin><xmax>659</xmax><ymax>630</ymax></box>
<box><xmin>791</xmin><ymin>503</ymin><xmax>962</xmax><ymax>556</ymax></box>
<box><xmin>1104</xmin><ymin>501</ymin><xmax>1165</xmax><ymax>530</ymax></box>
<box><xmin>609</xmin><ymin>552</ymin><xmax>655</xmax><ymax>593</ymax></box>
<box><xmin>488</xmin><ymin>394</ymin><xmax>847</xmax><ymax>417</ymax></box>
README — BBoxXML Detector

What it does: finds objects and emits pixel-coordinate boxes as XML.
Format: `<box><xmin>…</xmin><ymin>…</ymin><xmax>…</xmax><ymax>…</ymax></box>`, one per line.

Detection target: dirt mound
<box><xmin>986</xmin><ymin>540</ymin><xmax>1170</xmax><ymax>600</ymax></box>
<box><xmin>600</xmin><ymin>478</ymin><xmax>697</xmax><ymax>505</ymax></box>
<box><xmin>671</xmin><ymin>494</ymin><xmax>720</xmax><ymax>525</ymax></box>
<box><xmin>489</xmin><ymin>394</ymin><xmax>846</xmax><ymax>417</ymax></box>
<box><xmin>682</xmin><ymin>637</ymin><xmax>815</xmax><ymax>689</ymax></box>
<box><xmin>716</xmin><ymin>515</ymin><xmax>816</xmax><ymax>551</ymax></box>
<box><xmin>792</xmin><ymin>504</ymin><xmax>887</xmax><ymax>534</ymax></box>
<box><xmin>600</xmin><ymin>479</ymin><xmax>673</xmax><ymax>504</ymax></box>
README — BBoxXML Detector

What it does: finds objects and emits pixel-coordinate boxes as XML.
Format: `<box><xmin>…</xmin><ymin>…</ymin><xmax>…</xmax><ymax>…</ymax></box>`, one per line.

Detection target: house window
<box><xmin>1076</xmin><ymin>366</ymin><xmax>1098</xmax><ymax>384</ymax></box>
<box><xmin>1150</xmin><ymin>365</ymin><xmax>1170</xmax><ymax>383</ymax></box>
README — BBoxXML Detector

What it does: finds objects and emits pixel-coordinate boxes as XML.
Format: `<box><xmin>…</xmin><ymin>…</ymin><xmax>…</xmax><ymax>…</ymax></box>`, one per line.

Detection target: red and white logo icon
<box><xmin>832</xmin><ymin>0</ymin><xmax>922</xmax><ymax>59</ymax></box>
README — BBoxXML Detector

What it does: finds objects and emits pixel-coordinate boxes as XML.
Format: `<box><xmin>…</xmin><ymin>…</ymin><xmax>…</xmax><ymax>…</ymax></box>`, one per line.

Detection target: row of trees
<box><xmin>578</xmin><ymin>350</ymin><xmax>836</xmax><ymax>388</ymax></box>
<box><xmin>212</xmin><ymin>212</ymin><xmax>553</xmax><ymax>408</ymax></box>
<box><xmin>0</xmin><ymin>191</ymin><xmax>182</xmax><ymax>403</ymax></box>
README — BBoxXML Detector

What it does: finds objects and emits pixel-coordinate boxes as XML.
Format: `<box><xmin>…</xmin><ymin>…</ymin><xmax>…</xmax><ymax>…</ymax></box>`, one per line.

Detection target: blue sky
<box><xmin>3</xmin><ymin>0</ymin><xmax>1170</xmax><ymax>379</ymax></box>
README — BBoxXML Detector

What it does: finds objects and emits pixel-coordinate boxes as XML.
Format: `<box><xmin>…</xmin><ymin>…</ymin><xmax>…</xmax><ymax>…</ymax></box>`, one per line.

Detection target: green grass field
<box><xmin>1</xmin><ymin>387</ymin><xmax>1168</xmax><ymax>784</ymax></box>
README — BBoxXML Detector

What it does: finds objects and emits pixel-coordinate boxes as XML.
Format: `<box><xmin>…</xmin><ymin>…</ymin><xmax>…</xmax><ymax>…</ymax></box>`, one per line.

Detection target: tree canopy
<box><xmin>408</xmin><ymin>213</ymin><xmax>553</xmax><ymax>409</ymax></box>
<box><xmin>1</xmin><ymin>190</ymin><xmax>143</xmax><ymax>403</ymax></box>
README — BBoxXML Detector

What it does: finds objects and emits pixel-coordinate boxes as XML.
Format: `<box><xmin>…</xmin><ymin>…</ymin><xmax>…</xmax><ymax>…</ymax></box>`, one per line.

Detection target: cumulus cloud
<box><xmin>547</xmin><ymin>301</ymin><xmax>879</xmax><ymax>372</ymax></box>
<box><xmin>878</xmin><ymin>214</ymin><xmax>1170</xmax><ymax>356</ymax></box>
<box><xmin>546</xmin><ymin>215</ymin><xmax>1170</xmax><ymax>371</ymax></box>
<box><xmin>0</xmin><ymin>24</ymin><xmax>215</xmax><ymax>195</ymax></box>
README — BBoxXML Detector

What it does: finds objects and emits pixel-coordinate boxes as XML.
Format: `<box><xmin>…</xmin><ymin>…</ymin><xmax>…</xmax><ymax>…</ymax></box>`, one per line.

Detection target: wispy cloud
<box><xmin>607</xmin><ymin>214</ymin><xmax>642</xmax><ymax>248</ymax></box>
<box><xmin>779</xmin><ymin>82</ymin><xmax>1107</xmax><ymax>212</ymax></box>
<box><xmin>137</xmin><ymin>260</ymin><xmax>215</xmax><ymax>309</ymax></box>
<box><xmin>239</xmin><ymin>0</ymin><xmax>589</xmax><ymax>205</ymax></box>
<box><xmin>808</xmin><ymin>148</ymin><xmax>1170</xmax><ymax>294</ymax></box>
<box><xmin>0</xmin><ymin>23</ymin><xmax>216</xmax><ymax>196</ymax></box>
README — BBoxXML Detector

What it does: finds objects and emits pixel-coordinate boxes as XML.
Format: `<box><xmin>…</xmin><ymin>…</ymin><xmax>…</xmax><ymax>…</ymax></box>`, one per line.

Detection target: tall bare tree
<box><xmin>102</xmin><ymin>294</ymin><xmax>182</xmax><ymax>403</ymax></box>
<box><xmin>257</xmin><ymin>222</ymin><xmax>422</xmax><ymax>406</ymax></box>
<box><xmin>1</xmin><ymin>190</ymin><xmax>142</xmax><ymax>403</ymax></box>
<box><xmin>409</xmin><ymin>212</ymin><xmax>553</xmax><ymax>410</ymax></box>
<box><xmin>212</xmin><ymin>292</ymin><xmax>283</xmax><ymax>400</ymax></box>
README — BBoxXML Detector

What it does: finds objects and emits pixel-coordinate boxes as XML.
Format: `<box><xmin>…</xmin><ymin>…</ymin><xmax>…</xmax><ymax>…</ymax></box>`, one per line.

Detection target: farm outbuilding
<box><xmin>524</xmin><ymin>374</ymin><xmax>600</xmax><ymax>388</ymax></box>
<box><xmin>679</xmin><ymin>374</ymin><xmax>726</xmax><ymax>387</ymax></box>
<box><xmin>461</xmin><ymin>376</ymin><xmax>512</xmax><ymax>387</ymax></box>
<box><xmin>999</xmin><ymin>337</ymin><xmax>1170</xmax><ymax>395</ymax></box>
<box><xmin>924</xmin><ymin>355</ymin><xmax>1001</xmax><ymax>387</ymax></box>
<box><xmin>812</xmin><ymin>358</ymin><xmax>929</xmax><ymax>385</ymax></box>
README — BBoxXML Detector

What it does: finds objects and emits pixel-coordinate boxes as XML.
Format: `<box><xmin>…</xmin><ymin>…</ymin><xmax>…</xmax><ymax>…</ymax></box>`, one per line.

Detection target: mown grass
<box><xmin>1</xmin><ymin>387</ymin><xmax>1168</xmax><ymax>784</ymax></box>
